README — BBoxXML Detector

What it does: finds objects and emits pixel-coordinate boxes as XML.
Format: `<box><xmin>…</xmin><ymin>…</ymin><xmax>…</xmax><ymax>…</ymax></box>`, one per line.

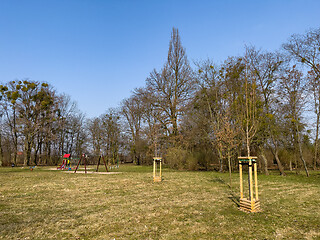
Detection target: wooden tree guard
<box><xmin>96</xmin><ymin>155</ymin><xmax>108</xmax><ymax>172</ymax></box>
<box><xmin>153</xmin><ymin>157</ymin><xmax>162</xmax><ymax>182</ymax></box>
<box><xmin>74</xmin><ymin>154</ymin><xmax>87</xmax><ymax>174</ymax></box>
<box><xmin>238</xmin><ymin>156</ymin><xmax>261</xmax><ymax>213</ymax></box>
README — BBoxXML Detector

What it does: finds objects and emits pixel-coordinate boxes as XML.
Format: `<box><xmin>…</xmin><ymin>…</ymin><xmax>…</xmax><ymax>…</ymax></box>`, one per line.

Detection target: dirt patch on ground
<box><xmin>48</xmin><ymin>168</ymin><xmax>94</xmax><ymax>171</ymax></box>
<box><xmin>65</xmin><ymin>171</ymin><xmax>121</xmax><ymax>175</ymax></box>
<box><xmin>48</xmin><ymin>168</ymin><xmax>121</xmax><ymax>174</ymax></box>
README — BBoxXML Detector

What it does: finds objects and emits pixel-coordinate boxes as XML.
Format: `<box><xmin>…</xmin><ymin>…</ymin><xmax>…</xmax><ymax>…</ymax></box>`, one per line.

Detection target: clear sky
<box><xmin>0</xmin><ymin>0</ymin><xmax>319</xmax><ymax>118</ymax></box>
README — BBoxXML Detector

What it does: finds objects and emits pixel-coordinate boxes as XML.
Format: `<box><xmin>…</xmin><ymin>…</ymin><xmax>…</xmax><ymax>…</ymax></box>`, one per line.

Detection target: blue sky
<box><xmin>0</xmin><ymin>0</ymin><xmax>319</xmax><ymax>118</ymax></box>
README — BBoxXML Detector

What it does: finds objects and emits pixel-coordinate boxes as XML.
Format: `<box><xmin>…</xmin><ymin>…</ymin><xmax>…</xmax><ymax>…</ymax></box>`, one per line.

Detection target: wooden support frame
<box><xmin>153</xmin><ymin>157</ymin><xmax>162</xmax><ymax>182</ymax></box>
<box><xmin>238</xmin><ymin>156</ymin><xmax>261</xmax><ymax>213</ymax></box>
<box><xmin>74</xmin><ymin>154</ymin><xmax>87</xmax><ymax>174</ymax></box>
<box><xmin>96</xmin><ymin>155</ymin><xmax>108</xmax><ymax>172</ymax></box>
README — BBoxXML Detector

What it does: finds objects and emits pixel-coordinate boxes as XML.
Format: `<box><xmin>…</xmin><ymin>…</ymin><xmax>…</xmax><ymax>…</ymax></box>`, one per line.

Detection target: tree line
<box><xmin>1</xmin><ymin>27</ymin><xmax>319</xmax><ymax>175</ymax></box>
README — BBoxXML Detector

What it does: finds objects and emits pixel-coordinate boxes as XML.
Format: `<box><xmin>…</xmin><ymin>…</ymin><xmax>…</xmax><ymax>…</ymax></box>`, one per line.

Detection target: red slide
<box><xmin>57</xmin><ymin>160</ymin><xmax>66</xmax><ymax>170</ymax></box>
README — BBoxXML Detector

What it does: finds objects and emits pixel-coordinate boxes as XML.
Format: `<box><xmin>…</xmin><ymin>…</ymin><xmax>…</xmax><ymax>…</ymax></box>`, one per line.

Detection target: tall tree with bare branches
<box><xmin>146</xmin><ymin>28</ymin><xmax>194</xmax><ymax>141</ymax></box>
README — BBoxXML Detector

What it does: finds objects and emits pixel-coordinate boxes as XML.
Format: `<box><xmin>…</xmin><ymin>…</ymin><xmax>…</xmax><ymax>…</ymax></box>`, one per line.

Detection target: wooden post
<box><xmin>96</xmin><ymin>155</ymin><xmax>109</xmax><ymax>172</ymax></box>
<box><xmin>74</xmin><ymin>155</ymin><xmax>82</xmax><ymax>173</ymax></box>
<box><xmin>153</xmin><ymin>159</ymin><xmax>155</xmax><ymax>179</ymax></box>
<box><xmin>84</xmin><ymin>154</ymin><xmax>87</xmax><ymax>174</ymax></box>
<box><xmin>153</xmin><ymin>157</ymin><xmax>162</xmax><ymax>182</ymax></box>
<box><xmin>238</xmin><ymin>156</ymin><xmax>260</xmax><ymax>212</ymax></box>
<box><xmin>96</xmin><ymin>155</ymin><xmax>101</xmax><ymax>172</ymax></box>
<box><xmin>254</xmin><ymin>161</ymin><xmax>259</xmax><ymax>200</ymax></box>
<box><xmin>239</xmin><ymin>161</ymin><xmax>243</xmax><ymax>199</ymax></box>
<box><xmin>249</xmin><ymin>159</ymin><xmax>253</xmax><ymax>201</ymax></box>
<box><xmin>102</xmin><ymin>155</ymin><xmax>108</xmax><ymax>172</ymax></box>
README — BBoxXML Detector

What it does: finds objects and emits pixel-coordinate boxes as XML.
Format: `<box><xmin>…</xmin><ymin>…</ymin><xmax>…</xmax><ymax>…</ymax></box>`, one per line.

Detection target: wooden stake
<box><xmin>249</xmin><ymin>159</ymin><xmax>253</xmax><ymax>201</ymax></box>
<box><xmin>239</xmin><ymin>161</ymin><xmax>243</xmax><ymax>199</ymax></box>
<box><xmin>238</xmin><ymin>156</ymin><xmax>261</xmax><ymax>212</ymax></box>
<box><xmin>254</xmin><ymin>161</ymin><xmax>259</xmax><ymax>200</ymax></box>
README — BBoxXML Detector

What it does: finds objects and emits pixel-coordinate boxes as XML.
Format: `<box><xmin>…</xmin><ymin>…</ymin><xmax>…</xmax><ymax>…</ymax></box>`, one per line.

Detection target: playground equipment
<box><xmin>57</xmin><ymin>154</ymin><xmax>71</xmax><ymax>170</ymax></box>
<box><xmin>238</xmin><ymin>156</ymin><xmax>261</xmax><ymax>213</ymax></box>
<box><xmin>74</xmin><ymin>154</ymin><xmax>87</xmax><ymax>174</ymax></box>
<box><xmin>109</xmin><ymin>156</ymin><xmax>120</xmax><ymax>170</ymax></box>
<box><xmin>153</xmin><ymin>157</ymin><xmax>162</xmax><ymax>182</ymax></box>
<box><xmin>96</xmin><ymin>155</ymin><xmax>108</xmax><ymax>172</ymax></box>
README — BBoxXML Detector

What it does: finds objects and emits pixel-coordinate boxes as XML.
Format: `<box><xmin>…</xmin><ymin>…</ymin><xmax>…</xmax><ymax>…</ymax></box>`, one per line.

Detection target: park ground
<box><xmin>0</xmin><ymin>165</ymin><xmax>320</xmax><ymax>240</ymax></box>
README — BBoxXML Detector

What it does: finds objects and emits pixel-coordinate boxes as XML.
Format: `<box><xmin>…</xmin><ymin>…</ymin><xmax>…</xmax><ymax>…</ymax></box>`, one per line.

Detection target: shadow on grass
<box><xmin>228</xmin><ymin>191</ymin><xmax>240</xmax><ymax>207</ymax></box>
<box><xmin>209</xmin><ymin>176</ymin><xmax>226</xmax><ymax>184</ymax></box>
<box><xmin>210</xmin><ymin>176</ymin><xmax>240</xmax><ymax>207</ymax></box>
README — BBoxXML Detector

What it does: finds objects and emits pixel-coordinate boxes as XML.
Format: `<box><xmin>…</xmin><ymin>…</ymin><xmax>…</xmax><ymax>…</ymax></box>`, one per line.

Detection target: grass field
<box><xmin>0</xmin><ymin>165</ymin><xmax>320</xmax><ymax>240</ymax></box>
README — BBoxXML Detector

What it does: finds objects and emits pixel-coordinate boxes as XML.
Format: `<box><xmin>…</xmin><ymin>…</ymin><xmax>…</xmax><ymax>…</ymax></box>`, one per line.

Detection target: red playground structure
<box><xmin>57</xmin><ymin>154</ymin><xmax>71</xmax><ymax>170</ymax></box>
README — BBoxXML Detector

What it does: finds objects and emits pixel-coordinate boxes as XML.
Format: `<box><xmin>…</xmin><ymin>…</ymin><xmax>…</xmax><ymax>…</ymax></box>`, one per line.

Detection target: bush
<box><xmin>165</xmin><ymin>147</ymin><xmax>214</xmax><ymax>171</ymax></box>
<box><xmin>186</xmin><ymin>154</ymin><xmax>199</xmax><ymax>171</ymax></box>
<box><xmin>165</xmin><ymin>147</ymin><xmax>189</xmax><ymax>170</ymax></box>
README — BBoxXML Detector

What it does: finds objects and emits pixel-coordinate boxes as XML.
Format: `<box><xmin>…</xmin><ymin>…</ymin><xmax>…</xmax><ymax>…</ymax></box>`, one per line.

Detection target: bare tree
<box><xmin>0</xmin><ymin>82</ymin><xmax>20</xmax><ymax>165</ymax></box>
<box><xmin>279</xmin><ymin>65</ymin><xmax>309</xmax><ymax>176</ymax></box>
<box><xmin>308</xmin><ymin>69</ymin><xmax>320</xmax><ymax>169</ymax></box>
<box><xmin>121</xmin><ymin>93</ymin><xmax>144</xmax><ymax>164</ymax></box>
<box><xmin>245</xmin><ymin>46</ymin><xmax>285</xmax><ymax>175</ymax></box>
<box><xmin>102</xmin><ymin>108</ymin><xmax>121</xmax><ymax>165</ymax></box>
<box><xmin>146</xmin><ymin>28</ymin><xmax>194</xmax><ymax>141</ymax></box>
<box><xmin>283</xmin><ymin>28</ymin><xmax>320</xmax><ymax>170</ymax></box>
<box><xmin>87</xmin><ymin>117</ymin><xmax>104</xmax><ymax>156</ymax></box>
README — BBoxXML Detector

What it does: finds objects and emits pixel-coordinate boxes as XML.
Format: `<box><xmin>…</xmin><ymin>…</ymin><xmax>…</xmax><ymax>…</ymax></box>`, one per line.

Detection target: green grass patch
<box><xmin>0</xmin><ymin>166</ymin><xmax>320</xmax><ymax>239</ymax></box>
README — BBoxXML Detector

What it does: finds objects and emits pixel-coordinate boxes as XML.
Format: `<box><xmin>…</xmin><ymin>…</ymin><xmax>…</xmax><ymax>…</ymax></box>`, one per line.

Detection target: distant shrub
<box><xmin>165</xmin><ymin>147</ymin><xmax>212</xmax><ymax>171</ymax></box>
<box><xmin>186</xmin><ymin>153</ymin><xmax>199</xmax><ymax>171</ymax></box>
<box><xmin>165</xmin><ymin>147</ymin><xmax>189</xmax><ymax>170</ymax></box>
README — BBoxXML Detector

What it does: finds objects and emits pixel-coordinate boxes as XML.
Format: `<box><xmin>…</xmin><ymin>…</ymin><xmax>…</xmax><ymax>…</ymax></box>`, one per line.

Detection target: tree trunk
<box><xmin>294</xmin><ymin>154</ymin><xmax>299</xmax><ymax>174</ymax></box>
<box><xmin>34</xmin><ymin>136</ymin><xmax>41</xmax><ymax>166</ymax></box>
<box><xmin>271</xmin><ymin>146</ymin><xmax>286</xmax><ymax>176</ymax></box>
<box><xmin>47</xmin><ymin>142</ymin><xmax>52</xmax><ymax>165</ymax></box>
<box><xmin>13</xmin><ymin>139</ymin><xmax>17</xmax><ymax>165</ymax></box>
<box><xmin>270</xmin><ymin>133</ymin><xmax>286</xmax><ymax>175</ymax></box>
<box><xmin>172</xmin><ymin>115</ymin><xmax>178</xmax><ymax>137</ymax></box>
<box><xmin>39</xmin><ymin>137</ymin><xmax>43</xmax><ymax>165</ymax></box>
<box><xmin>296</xmin><ymin>124</ymin><xmax>309</xmax><ymax>177</ymax></box>
<box><xmin>0</xmin><ymin>132</ymin><xmax>3</xmax><ymax>167</ymax></box>
<box><xmin>246</xmin><ymin>123</ymin><xmax>251</xmax><ymax>157</ymax></box>
<box><xmin>313</xmin><ymin>113</ymin><xmax>319</xmax><ymax>170</ymax></box>
<box><xmin>13</xmin><ymin>108</ymin><xmax>18</xmax><ymax>165</ymax></box>
<box><xmin>218</xmin><ymin>149</ymin><xmax>223</xmax><ymax>172</ymax></box>
<box><xmin>227</xmin><ymin>150</ymin><xmax>232</xmax><ymax>189</ymax></box>
<box><xmin>24</xmin><ymin>139</ymin><xmax>32</xmax><ymax>166</ymax></box>
<box><xmin>259</xmin><ymin>147</ymin><xmax>269</xmax><ymax>175</ymax></box>
<box><xmin>34</xmin><ymin>152</ymin><xmax>38</xmax><ymax>166</ymax></box>
<box><xmin>136</xmin><ymin>155</ymin><xmax>140</xmax><ymax>165</ymax></box>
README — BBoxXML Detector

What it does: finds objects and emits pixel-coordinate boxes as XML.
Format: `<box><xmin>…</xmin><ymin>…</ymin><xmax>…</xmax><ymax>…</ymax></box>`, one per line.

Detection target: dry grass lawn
<box><xmin>0</xmin><ymin>165</ymin><xmax>320</xmax><ymax>239</ymax></box>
